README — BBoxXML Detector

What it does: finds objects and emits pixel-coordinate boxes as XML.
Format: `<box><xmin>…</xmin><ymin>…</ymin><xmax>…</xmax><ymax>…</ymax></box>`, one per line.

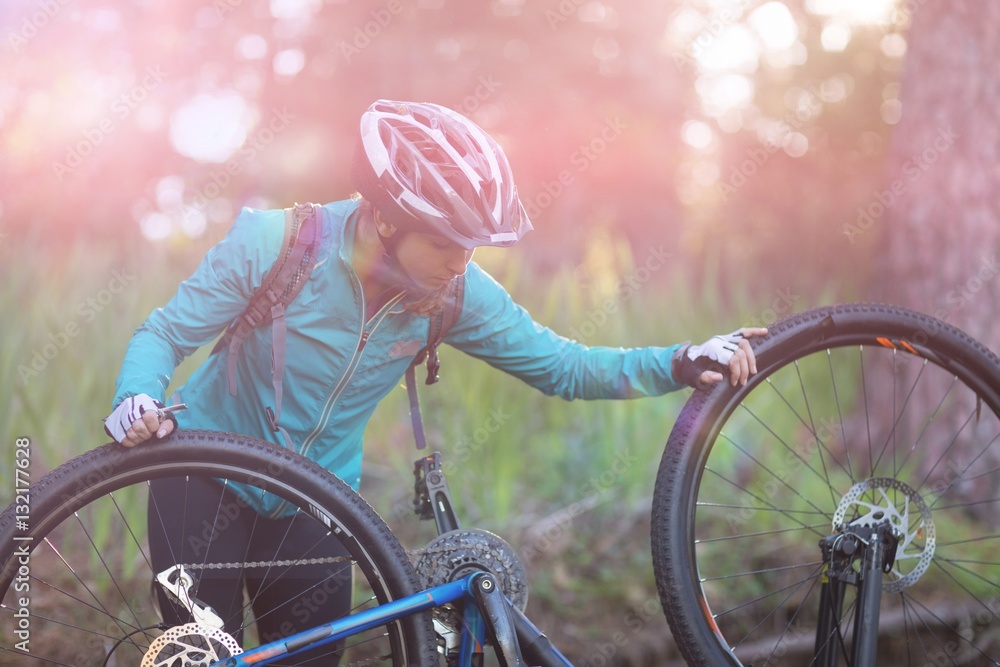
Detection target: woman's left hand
<box><xmin>673</xmin><ymin>327</ymin><xmax>769</xmax><ymax>390</ymax></box>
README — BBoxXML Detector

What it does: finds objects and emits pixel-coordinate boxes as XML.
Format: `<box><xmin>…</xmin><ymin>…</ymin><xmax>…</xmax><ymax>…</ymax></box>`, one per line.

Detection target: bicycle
<box><xmin>1</xmin><ymin>303</ymin><xmax>998</xmax><ymax>665</ymax></box>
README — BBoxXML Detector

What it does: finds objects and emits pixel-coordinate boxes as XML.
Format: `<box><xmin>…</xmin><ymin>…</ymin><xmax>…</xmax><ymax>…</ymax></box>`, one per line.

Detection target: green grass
<box><xmin>1</xmin><ymin>229</ymin><xmax>850</xmax><ymax>654</ymax></box>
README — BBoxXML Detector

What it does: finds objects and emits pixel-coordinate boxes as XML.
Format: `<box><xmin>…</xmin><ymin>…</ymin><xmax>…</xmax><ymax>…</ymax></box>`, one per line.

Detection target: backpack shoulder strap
<box><xmin>213</xmin><ymin>203</ymin><xmax>320</xmax><ymax>432</ymax></box>
<box><xmin>422</xmin><ymin>274</ymin><xmax>466</xmax><ymax>385</ymax></box>
<box><xmin>405</xmin><ymin>274</ymin><xmax>465</xmax><ymax>450</ymax></box>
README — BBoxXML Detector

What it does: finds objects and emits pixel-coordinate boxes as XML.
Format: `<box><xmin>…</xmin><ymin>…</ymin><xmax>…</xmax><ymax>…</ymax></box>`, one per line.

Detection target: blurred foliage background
<box><xmin>2</xmin><ymin>0</ymin><xmax>997</xmax><ymax>662</ymax></box>
<box><xmin>1</xmin><ymin>0</ymin><xmax>911</xmax><ymax>288</ymax></box>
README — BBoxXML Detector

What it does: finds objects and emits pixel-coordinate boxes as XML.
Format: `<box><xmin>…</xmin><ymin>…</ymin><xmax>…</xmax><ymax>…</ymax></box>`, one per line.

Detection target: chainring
<box><xmin>141</xmin><ymin>623</ymin><xmax>242</xmax><ymax>667</ymax></box>
<box><xmin>415</xmin><ymin>528</ymin><xmax>529</xmax><ymax>612</ymax></box>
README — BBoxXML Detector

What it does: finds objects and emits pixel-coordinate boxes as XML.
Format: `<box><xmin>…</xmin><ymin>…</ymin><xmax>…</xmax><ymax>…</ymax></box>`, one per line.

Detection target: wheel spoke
<box><xmin>0</xmin><ymin>433</ymin><xmax>437</xmax><ymax>665</ymax></box>
<box><xmin>653</xmin><ymin>305</ymin><xmax>1000</xmax><ymax>667</ymax></box>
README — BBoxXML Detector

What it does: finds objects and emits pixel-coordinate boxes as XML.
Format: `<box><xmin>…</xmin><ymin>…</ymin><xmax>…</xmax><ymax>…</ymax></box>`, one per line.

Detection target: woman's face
<box><xmin>392</xmin><ymin>230</ymin><xmax>475</xmax><ymax>291</ymax></box>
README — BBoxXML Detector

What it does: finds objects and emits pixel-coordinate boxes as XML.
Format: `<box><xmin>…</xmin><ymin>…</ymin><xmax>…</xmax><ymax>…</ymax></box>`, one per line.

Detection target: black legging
<box><xmin>148</xmin><ymin>476</ymin><xmax>353</xmax><ymax>665</ymax></box>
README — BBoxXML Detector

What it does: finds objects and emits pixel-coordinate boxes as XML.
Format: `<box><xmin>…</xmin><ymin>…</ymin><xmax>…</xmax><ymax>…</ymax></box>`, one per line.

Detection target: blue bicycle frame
<box><xmin>207</xmin><ymin>452</ymin><xmax>578</xmax><ymax>667</ymax></box>
<box><xmin>213</xmin><ymin>571</ymin><xmax>573</xmax><ymax>666</ymax></box>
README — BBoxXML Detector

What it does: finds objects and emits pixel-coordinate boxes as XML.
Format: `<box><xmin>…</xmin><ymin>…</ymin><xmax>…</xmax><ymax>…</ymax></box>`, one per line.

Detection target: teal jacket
<box><xmin>114</xmin><ymin>199</ymin><xmax>685</xmax><ymax>515</ymax></box>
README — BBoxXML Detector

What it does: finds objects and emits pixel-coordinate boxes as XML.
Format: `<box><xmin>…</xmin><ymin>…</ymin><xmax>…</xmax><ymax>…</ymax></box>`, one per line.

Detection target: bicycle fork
<box><xmin>814</xmin><ymin>522</ymin><xmax>899</xmax><ymax>667</ymax></box>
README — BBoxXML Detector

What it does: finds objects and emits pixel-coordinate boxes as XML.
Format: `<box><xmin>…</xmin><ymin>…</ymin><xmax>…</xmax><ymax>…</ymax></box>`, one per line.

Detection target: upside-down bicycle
<box><xmin>1</xmin><ymin>303</ymin><xmax>999</xmax><ymax>665</ymax></box>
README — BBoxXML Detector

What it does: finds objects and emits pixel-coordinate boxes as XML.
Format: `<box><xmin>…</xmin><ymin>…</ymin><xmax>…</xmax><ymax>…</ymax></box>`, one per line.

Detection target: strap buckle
<box><xmin>265</xmin><ymin>406</ymin><xmax>279</xmax><ymax>432</ymax></box>
<box><xmin>425</xmin><ymin>344</ymin><xmax>441</xmax><ymax>385</ymax></box>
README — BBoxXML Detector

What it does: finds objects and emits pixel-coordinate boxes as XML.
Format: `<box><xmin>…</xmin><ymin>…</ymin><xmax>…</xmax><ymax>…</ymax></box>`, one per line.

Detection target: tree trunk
<box><xmin>874</xmin><ymin>0</ymin><xmax>1000</xmax><ymax>352</ymax></box>
<box><xmin>866</xmin><ymin>1</ymin><xmax>1000</xmax><ymax>524</ymax></box>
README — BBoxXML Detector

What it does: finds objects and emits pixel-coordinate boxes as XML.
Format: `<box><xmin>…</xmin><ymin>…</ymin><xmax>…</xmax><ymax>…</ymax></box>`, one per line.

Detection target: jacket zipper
<box><xmin>298</xmin><ymin>283</ymin><xmax>405</xmax><ymax>459</ymax></box>
<box><xmin>263</xmin><ymin>289</ymin><xmax>403</xmax><ymax>519</ymax></box>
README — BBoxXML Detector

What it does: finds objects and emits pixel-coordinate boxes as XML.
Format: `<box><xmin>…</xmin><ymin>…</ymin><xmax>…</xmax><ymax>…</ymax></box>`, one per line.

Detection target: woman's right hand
<box><xmin>104</xmin><ymin>394</ymin><xmax>177</xmax><ymax>447</ymax></box>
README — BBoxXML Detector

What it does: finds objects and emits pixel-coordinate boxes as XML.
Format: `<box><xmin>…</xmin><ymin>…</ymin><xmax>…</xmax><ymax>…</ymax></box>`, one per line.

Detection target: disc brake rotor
<box><xmin>142</xmin><ymin>623</ymin><xmax>242</xmax><ymax>667</ymax></box>
<box><xmin>833</xmin><ymin>477</ymin><xmax>935</xmax><ymax>592</ymax></box>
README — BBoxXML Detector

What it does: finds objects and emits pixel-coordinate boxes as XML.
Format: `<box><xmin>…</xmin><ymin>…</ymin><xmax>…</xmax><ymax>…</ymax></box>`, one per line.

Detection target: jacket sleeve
<box><xmin>112</xmin><ymin>208</ymin><xmax>284</xmax><ymax>408</ymax></box>
<box><xmin>445</xmin><ymin>263</ymin><xmax>686</xmax><ymax>399</ymax></box>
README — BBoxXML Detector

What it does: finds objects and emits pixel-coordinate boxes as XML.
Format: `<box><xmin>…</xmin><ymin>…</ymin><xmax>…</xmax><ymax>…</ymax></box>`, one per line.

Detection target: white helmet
<box><xmin>351</xmin><ymin>100</ymin><xmax>532</xmax><ymax>249</ymax></box>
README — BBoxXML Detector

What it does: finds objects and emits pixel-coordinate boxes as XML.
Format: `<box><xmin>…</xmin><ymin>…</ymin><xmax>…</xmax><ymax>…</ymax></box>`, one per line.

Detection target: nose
<box><xmin>446</xmin><ymin>247</ymin><xmax>475</xmax><ymax>276</ymax></box>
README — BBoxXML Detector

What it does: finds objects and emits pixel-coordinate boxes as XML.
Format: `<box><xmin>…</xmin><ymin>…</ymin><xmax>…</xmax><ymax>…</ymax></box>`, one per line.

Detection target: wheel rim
<box><xmin>0</xmin><ymin>448</ymin><xmax>417</xmax><ymax>666</ymax></box>
<box><xmin>685</xmin><ymin>336</ymin><xmax>1000</xmax><ymax>666</ymax></box>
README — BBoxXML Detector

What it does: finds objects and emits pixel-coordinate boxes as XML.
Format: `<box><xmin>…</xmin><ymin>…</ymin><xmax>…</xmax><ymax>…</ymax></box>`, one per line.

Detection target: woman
<box><xmin>104</xmin><ymin>99</ymin><xmax>765</xmax><ymax>661</ymax></box>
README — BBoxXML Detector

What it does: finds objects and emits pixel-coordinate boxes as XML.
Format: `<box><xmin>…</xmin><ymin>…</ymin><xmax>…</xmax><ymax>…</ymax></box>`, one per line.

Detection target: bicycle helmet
<box><xmin>351</xmin><ymin>99</ymin><xmax>532</xmax><ymax>250</ymax></box>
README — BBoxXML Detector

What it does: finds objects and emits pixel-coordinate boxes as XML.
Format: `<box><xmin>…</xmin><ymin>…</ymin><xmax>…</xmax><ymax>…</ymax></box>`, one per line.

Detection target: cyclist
<box><xmin>104</xmin><ymin>99</ymin><xmax>765</xmax><ymax>662</ymax></box>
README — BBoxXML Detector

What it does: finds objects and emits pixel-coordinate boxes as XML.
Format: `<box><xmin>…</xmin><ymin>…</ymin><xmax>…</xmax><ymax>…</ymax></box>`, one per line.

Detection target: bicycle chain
<box><xmin>177</xmin><ymin>546</ymin><xmax>449</xmax><ymax>571</ymax></box>
<box><xmin>171</xmin><ymin>543</ymin><xmax>511</xmax><ymax>666</ymax></box>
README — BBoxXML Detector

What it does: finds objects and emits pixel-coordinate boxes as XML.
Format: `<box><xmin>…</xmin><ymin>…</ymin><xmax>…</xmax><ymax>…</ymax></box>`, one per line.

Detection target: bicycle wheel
<box><xmin>0</xmin><ymin>430</ymin><xmax>439</xmax><ymax>666</ymax></box>
<box><xmin>652</xmin><ymin>303</ymin><xmax>1000</xmax><ymax>666</ymax></box>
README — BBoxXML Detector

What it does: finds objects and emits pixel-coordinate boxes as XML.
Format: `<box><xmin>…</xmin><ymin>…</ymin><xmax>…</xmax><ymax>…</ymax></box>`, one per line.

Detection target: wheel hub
<box><xmin>832</xmin><ymin>477</ymin><xmax>935</xmax><ymax>592</ymax></box>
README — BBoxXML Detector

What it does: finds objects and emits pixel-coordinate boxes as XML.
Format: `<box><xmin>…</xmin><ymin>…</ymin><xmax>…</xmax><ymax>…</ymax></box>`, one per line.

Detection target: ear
<box><xmin>373</xmin><ymin>209</ymin><xmax>398</xmax><ymax>238</ymax></box>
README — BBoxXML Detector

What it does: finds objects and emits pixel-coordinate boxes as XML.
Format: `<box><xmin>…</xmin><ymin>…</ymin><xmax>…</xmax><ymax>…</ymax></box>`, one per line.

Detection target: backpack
<box><xmin>212</xmin><ymin>202</ymin><xmax>464</xmax><ymax>450</ymax></box>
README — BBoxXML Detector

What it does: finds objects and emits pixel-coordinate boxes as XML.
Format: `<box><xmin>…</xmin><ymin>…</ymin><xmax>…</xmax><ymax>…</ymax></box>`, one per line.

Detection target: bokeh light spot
<box><xmin>821</xmin><ymin>20</ymin><xmax>852</xmax><ymax>52</ymax></box>
<box><xmin>880</xmin><ymin>98</ymin><xmax>902</xmax><ymax>125</ymax></box>
<box><xmin>593</xmin><ymin>36</ymin><xmax>620</xmax><ymax>61</ymax></box>
<box><xmin>698</xmin><ymin>74</ymin><xmax>754</xmax><ymax>116</ymax></box>
<box><xmin>681</xmin><ymin>119</ymin><xmax>714</xmax><ymax>149</ymax></box>
<box><xmin>269</xmin><ymin>0</ymin><xmax>320</xmax><ymax>19</ymax></box>
<box><xmin>169</xmin><ymin>91</ymin><xmax>252</xmax><ymax>163</ymax></box>
<box><xmin>782</xmin><ymin>132</ymin><xmax>809</xmax><ymax>157</ymax></box>
<box><xmin>880</xmin><ymin>33</ymin><xmax>907</xmax><ymax>59</ymax></box>
<box><xmin>749</xmin><ymin>2</ymin><xmax>798</xmax><ymax>51</ymax></box>
<box><xmin>139</xmin><ymin>212</ymin><xmax>172</xmax><ymax>241</ymax></box>
<box><xmin>696</xmin><ymin>25</ymin><xmax>759</xmax><ymax>74</ymax></box>
<box><xmin>237</xmin><ymin>34</ymin><xmax>269</xmax><ymax>60</ymax></box>
<box><xmin>180</xmin><ymin>208</ymin><xmax>208</xmax><ymax>238</ymax></box>
<box><xmin>156</xmin><ymin>176</ymin><xmax>185</xmax><ymax>210</ymax></box>
<box><xmin>274</xmin><ymin>49</ymin><xmax>306</xmax><ymax>77</ymax></box>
